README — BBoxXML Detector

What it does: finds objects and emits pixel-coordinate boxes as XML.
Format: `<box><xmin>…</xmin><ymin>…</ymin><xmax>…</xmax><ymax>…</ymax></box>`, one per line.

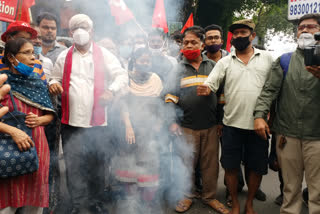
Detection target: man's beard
<box><xmin>42</xmin><ymin>39</ymin><xmax>55</xmax><ymax>47</ymax></box>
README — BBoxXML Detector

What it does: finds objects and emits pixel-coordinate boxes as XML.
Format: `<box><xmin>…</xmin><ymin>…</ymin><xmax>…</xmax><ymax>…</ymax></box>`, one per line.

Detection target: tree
<box><xmin>234</xmin><ymin>0</ymin><xmax>294</xmax><ymax>45</ymax></box>
<box><xmin>185</xmin><ymin>0</ymin><xmax>293</xmax><ymax>45</ymax></box>
<box><xmin>195</xmin><ymin>0</ymin><xmax>248</xmax><ymax>42</ymax></box>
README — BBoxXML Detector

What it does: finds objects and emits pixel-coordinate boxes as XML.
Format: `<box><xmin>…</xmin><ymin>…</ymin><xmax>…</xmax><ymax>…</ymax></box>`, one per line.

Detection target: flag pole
<box><xmin>133</xmin><ymin>18</ymin><xmax>147</xmax><ymax>36</ymax></box>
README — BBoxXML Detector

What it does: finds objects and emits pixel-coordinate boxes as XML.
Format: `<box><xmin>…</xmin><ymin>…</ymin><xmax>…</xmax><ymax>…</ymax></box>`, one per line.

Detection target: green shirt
<box><xmin>254</xmin><ymin>49</ymin><xmax>320</xmax><ymax>140</ymax></box>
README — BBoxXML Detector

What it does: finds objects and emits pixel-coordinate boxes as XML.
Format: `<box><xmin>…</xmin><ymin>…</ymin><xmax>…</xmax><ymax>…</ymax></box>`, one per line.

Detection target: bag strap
<box><xmin>8</xmin><ymin>91</ymin><xmax>18</xmax><ymax>112</ymax></box>
<box><xmin>0</xmin><ymin>90</ymin><xmax>23</xmax><ymax>125</ymax></box>
<box><xmin>279</xmin><ymin>52</ymin><xmax>293</xmax><ymax>79</ymax></box>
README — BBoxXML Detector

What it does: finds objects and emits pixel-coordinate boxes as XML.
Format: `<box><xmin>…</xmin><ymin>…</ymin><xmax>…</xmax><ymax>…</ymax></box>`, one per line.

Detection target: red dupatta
<box><xmin>61</xmin><ymin>43</ymin><xmax>105</xmax><ymax>126</ymax></box>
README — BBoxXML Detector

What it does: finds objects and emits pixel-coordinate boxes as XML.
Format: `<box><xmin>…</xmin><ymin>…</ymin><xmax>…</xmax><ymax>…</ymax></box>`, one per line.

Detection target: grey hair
<box><xmin>69</xmin><ymin>14</ymin><xmax>93</xmax><ymax>31</ymax></box>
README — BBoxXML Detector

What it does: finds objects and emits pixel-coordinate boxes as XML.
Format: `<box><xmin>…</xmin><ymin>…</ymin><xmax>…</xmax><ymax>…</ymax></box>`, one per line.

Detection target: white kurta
<box><xmin>49</xmin><ymin>43</ymin><xmax>128</xmax><ymax>127</ymax></box>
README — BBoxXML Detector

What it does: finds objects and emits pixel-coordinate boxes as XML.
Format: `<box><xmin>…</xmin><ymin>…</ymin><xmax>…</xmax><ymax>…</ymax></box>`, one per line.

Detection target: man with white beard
<box><xmin>254</xmin><ymin>13</ymin><xmax>320</xmax><ymax>214</ymax></box>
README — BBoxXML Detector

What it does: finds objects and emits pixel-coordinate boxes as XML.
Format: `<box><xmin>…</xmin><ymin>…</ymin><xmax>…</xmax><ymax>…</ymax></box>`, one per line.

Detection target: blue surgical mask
<box><xmin>12</xmin><ymin>56</ymin><xmax>34</xmax><ymax>76</ymax></box>
<box><xmin>33</xmin><ymin>46</ymin><xmax>42</xmax><ymax>56</ymax></box>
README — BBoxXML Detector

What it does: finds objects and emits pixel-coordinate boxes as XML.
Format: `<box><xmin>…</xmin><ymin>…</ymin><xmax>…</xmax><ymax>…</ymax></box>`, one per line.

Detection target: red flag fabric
<box><xmin>226</xmin><ymin>31</ymin><xmax>233</xmax><ymax>52</ymax></box>
<box><xmin>152</xmin><ymin>0</ymin><xmax>168</xmax><ymax>33</ymax></box>
<box><xmin>20</xmin><ymin>0</ymin><xmax>35</xmax><ymax>23</ymax></box>
<box><xmin>181</xmin><ymin>13</ymin><xmax>194</xmax><ymax>34</ymax></box>
<box><xmin>109</xmin><ymin>0</ymin><xmax>134</xmax><ymax>25</ymax></box>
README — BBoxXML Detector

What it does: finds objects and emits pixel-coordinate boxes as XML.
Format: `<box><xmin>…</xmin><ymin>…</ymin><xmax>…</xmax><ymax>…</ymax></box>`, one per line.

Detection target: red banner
<box><xmin>152</xmin><ymin>0</ymin><xmax>168</xmax><ymax>33</ymax></box>
<box><xmin>109</xmin><ymin>0</ymin><xmax>134</xmax><ymax>25</ymax></box>
<box><xmin>226</xmin><ymin>31</ymin><xmax>232</xmax><ymax>52</ymax></box>
<box><xmin>0</xmin><ymin>0</ymin><xmax>19</xmax><ymax>23</ymax></box>
<box><xmin>181</xmin><ymin>13</ymin><xmax>194</xmax><ymax>34</ymax></box>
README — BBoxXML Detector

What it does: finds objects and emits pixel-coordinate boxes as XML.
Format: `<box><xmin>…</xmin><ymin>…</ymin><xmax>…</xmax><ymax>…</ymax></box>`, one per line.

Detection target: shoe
<box><xmin>175</xmin><ymin>198</ymin><xmax>193</xmax><ymax>213</ymax></box>
<box><xmin>302</xmin><ymin>188</ymin><xmax>308</xmax><ymax>207</ymax></box>
<box><xmin>89</xmin><ymin>202</ymin><xmax>109</xmax><ymax>214</ymax></box>
<box><xmin>207</xmin><ymin>199</ymin><xmax>230</xmax><ymax>214</ymax></box>
<box><xmin>274</xmin><ymin>194</ymin><xmax>283</xmax><ymax>206</ymax></box>
<box><xmin>255</xmin><ymin>189</ymin><xmax>266</xmax><ymax>201</ymax></box>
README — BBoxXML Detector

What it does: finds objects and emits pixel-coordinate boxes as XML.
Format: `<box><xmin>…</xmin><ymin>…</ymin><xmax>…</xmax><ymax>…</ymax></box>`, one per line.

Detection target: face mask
<box><xmin>12</xmin><ymin>56</ymin><xmax>34</xmax><ymax>76</ymax></box>
<box><xmin>149</xmin><ymin>46</ymin><xmax>163</xmax><ymax>56</ymax></box>
<box><xmin>148</xmin><ymin>41</ymin><xmax>165</xmax><ymax>56</ymax></box>
<box><xmin>297</xmin><ymin>33</ymin><xmax>316</xmax><ymax>49</ymax></box>
<box><xmin>231</xmin><ymin>36</ymin><xmax>251</xmax><ymax>51</ymax></box>
<box><xmin>181</xmin><ymin>49</ymin><xmax>201</xmax><ymax>60</ymax></box>
<box><xmin>206</xmin><ymin>44</ymin><xmax>222</xmax><ymax>53</ymax></box>
<box><xmin>119</xmin><ymin>45</ymin><xmax>133</xmax><ymax>59</ymax></box>
<box><xmin>73</xmin><ymin>28</ymin><xmax>90</xmax><ymax>46</ymax></box>
<box><xmin>135</xmin><ymin>63</ymin><xmax>151</xmax><ymax>73</ymax></box>
<box><xmin>33</xmin><ymin>46</ymin><xmax>42</xmax><ymax>56</ymax></box>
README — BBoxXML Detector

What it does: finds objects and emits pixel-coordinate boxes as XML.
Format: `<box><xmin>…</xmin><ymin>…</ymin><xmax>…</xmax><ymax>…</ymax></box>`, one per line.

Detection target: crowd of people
<box><xmin>0</xmin><ymin>10</ymin><xmax>319</xmax><ymax>214</ymax></box>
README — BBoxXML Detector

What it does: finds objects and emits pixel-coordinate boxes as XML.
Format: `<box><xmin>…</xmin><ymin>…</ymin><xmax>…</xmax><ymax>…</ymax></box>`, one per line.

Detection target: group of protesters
<box><xmin>0</xmin><ymin>9</ymin><xmax>319</xmax><ymax>214</ymax></box>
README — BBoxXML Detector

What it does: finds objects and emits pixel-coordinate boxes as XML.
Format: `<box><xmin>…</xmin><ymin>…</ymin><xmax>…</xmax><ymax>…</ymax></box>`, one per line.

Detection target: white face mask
<box><xmin>297</xmin><ymin>33</ymin><xmax>316</xmax><ymax>49</ymax></box>
<box><xmin>73</xmin><ymin>28</ymin><xmax>90</xmax><ymax>46</ymax></box>
<box><xmin>148</xmin><ymin>41</ymin><xmax>165</xmax><ymax>56</ymax></box>
<box><xmin>149</xmin><ymin>46</ymin><xmax>163</xmax><ymax>55</ymax></box>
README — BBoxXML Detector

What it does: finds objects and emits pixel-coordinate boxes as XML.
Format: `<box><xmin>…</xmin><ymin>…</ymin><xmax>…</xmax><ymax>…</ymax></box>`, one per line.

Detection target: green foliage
<box><xmin>234</xmin><ymin>0</ymin><xmax>294</xmax><ymax>44</ymax></box>
<box><xmin>187</xmin><ymin>0</ymin><xmax>293</xmax><ymax>45</ymax></box>
<box><xmin>194</xmin><ymin>0</ymin><xmax>245</xmax><ymax>44</ymax></box>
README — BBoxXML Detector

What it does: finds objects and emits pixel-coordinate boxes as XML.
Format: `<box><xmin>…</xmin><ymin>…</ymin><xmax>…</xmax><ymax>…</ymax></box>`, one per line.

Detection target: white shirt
<box><xmin>39</xmin><ymin>54</ymin><xmax>53</xmax><ymax>79</ymax></box>
<box><xmin>49</xmin><ymin>43</ymin><xmax>128</xmax><ymax>128</ymax></box>
<box><xmin>204</xmin><ymin>48</ymin><xmax>273</xmax><ymax>130</ymax></box>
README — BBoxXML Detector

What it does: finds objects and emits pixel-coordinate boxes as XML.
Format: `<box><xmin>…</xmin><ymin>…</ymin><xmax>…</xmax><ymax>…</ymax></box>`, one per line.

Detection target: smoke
<box><xmin>107</xmin><ymin>90</ymin><xmax>194</xmax><ymax>214</ymax></box>
<box><xmin>35</xmin><ymin>0</ymin><xmax>194</xmax><ymax>213</ymax></box>
<box><xmin>69</xmin><ymin>0</ymin><xmax>185</xmax><ymax>39</ymax></box>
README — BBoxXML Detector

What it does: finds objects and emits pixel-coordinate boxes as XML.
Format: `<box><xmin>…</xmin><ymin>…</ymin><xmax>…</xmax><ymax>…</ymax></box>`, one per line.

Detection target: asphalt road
<box><xmin>163</xmin><ymin>167</ymin><xmax>309</xmax><ymax>214</ymax></box>
<box><xmin>57</xmin><ymin>143</ymin><xmax>309</xmax><ymax>214</ymax></box>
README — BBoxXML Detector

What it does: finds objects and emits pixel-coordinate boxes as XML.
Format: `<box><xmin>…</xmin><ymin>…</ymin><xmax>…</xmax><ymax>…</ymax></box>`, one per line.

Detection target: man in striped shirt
<box><xmin>165</xmin><ymin>26</ymin><xmax>228</xmax><ymax>214</ymax></box>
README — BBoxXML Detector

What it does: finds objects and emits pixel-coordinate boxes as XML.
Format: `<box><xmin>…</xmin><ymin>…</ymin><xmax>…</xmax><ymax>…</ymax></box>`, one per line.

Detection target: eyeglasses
<box><xmin>17</xmin><ymin>51</ymin><xmax>35</xmax><ymax>56</ymax></box>
<box><xmin>206</xmin><ymin>36</ymin><xmax>221</xmax><ymax>41</ymax></box>
<box><xmin>298</xmin><ymin>24</ymin><xmax>320</xmax><ymax>31</ymax></box>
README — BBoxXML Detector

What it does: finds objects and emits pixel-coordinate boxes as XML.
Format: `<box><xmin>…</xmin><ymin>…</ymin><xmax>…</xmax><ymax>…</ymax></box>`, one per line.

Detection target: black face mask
<box><xmin>231</xmin><ymin>36</ymin><xmax>251</xmax><ymax>51</ymax></box>
<box><xmin>130</xmin><ymin>63</ymin><xmax>152</xmax><ymax>84</ymax></box>
<box><xmin>206</xmin><ymin>44</ymin><xmax>222</xmax><ymax>53</ymax></box>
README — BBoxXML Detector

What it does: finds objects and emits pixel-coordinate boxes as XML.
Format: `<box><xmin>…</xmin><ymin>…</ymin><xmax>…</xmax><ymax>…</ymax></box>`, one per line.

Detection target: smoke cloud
<box><xmin>48</xmin><ymin>1</ymin><xmax>194</xmax><ymax>213</ymax></box>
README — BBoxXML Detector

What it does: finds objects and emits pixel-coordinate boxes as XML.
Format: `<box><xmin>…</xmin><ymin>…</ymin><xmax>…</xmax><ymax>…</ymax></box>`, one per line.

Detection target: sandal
<box><xmin>226</xmin><ymin>195</ymin><xmax>232</xmax><ymax>208</ymax></box>
<box><xmin>175</xmin><ymin>198</ymin><xmax>193</xmax><ymax>213</ymax></box>
<box><xmin>207</xmin><ymin>199</ymin><xmax>230</xmax><ymax>214</ymax></box>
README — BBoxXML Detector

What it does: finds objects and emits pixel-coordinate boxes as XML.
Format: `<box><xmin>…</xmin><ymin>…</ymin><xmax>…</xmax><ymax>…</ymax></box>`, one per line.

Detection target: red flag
<box><xmin>20</xmin><ymin>0</ymin><xmax>35</xmax><ymax>23</ymax></box>
<box><xmin>109</xmin><ymin>0</ymin><xmax>134</xmax><ymax>25</ymax></box>
<box><xmin>226</xmin><ymin>31</ymin><xmax>233</xmax><ymax>52</ymax></box>
<box><xmin>181</xmin><ymin>13</ymin><xmax>194</xmax><ymax>34</ymax></box>
<box><xmin>152</xmin><ymin>0</ymin><xmax>168</xmax><ymax>33</ymax></box>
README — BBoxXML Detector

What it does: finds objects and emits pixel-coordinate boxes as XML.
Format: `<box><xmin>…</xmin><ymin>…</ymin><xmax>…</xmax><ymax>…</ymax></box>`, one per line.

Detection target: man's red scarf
<box><xmin>61</xmin><ymin>43</ymin><xmax>105</xmax><ymax>126</ymax></box>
